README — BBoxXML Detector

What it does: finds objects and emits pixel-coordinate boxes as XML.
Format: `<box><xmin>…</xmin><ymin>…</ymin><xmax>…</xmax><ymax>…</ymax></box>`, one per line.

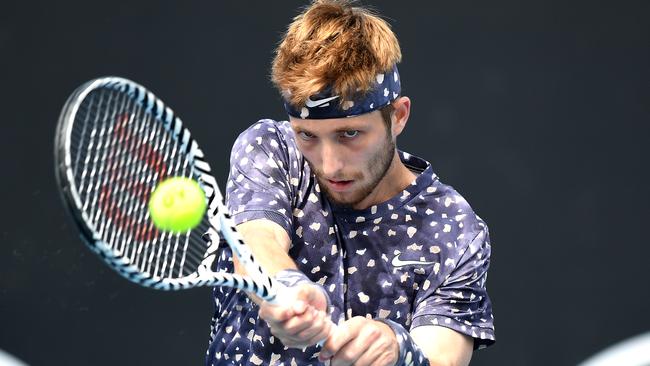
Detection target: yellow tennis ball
<box><xmin>148</xmin><ymin>177</ymin><xmax>207</xmax><ymax>233</ymax></box>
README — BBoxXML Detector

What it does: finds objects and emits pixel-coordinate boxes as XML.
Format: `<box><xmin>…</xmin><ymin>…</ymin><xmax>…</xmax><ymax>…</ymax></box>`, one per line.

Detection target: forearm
<box><xmin>232</xmin><ymin>219</ymin><xmax>297</xmax><ymax>304</ymax></box>
<box><xmin>234</xmin><ymin>219</ymin><xmax>296</xmax><ymax>276</ymax></box>
<box><xmin>375</xmin><ymin>320</ymin><xmax>474</xmax><ymax>366</ymax></box>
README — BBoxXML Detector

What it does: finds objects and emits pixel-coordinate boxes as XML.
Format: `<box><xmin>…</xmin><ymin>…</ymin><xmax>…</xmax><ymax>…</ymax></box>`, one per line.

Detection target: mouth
<box><xmin>326</xmin><ymin>179</ymin><xmax>354</xmax><ymax>192</ymax></box>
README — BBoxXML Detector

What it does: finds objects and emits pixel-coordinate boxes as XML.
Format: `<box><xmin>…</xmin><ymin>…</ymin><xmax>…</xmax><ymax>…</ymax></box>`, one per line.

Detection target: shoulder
<box><xmin>232</xmin><ymin>119</ymin><xmax>299</xmax><ymax>162</ymax></box>
<box><xmin>230</xmin><ymin>119</ymin><xmax>299</xmax><ymax>163</ymax></box>
<box><xmin>235</xmin><ymin>119</ymin><xmax>294</xmax><ymax>144</ymax></box>
<box><xmin>414</xmin><ymin>175</ymin><xmax>489</xmax><ymax>255</ymax></box>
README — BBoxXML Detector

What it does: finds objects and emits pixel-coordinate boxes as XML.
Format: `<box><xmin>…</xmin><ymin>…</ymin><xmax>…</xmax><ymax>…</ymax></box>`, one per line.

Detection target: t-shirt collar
<box><xmin>328</xmin><ymin>150</ymin><xmax>438</xmax><ymax>222</ymax></box>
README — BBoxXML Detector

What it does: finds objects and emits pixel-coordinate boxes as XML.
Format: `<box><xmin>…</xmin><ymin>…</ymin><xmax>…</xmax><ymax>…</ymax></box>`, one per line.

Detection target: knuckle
<box><xmin>377</xmin><ymin>338</ymin><xmax>391</xmax><ymax>351</ymax></box>
<box><xmin>306</xmin><ymin>311</ymin><xmax>315</xmax><ymax>322</ymax></box>
<box><xmin>351</xmin><ymin>316</ymin><xmax>368</xmax><ymax>327</ymax></box>
<box><xmin>299</xmin><ymin>311</ymin><xmax>312</xmax><ymax>323</ymax></box>
<box><xmin>313</xmin><ymin>315</ymin><xmax>324</xmax><ymax>328</ymax></box>
<box><xmin>367</xmin><ymin>326</ymin><xmax>380</xmax><ymax>337</ymax></box>
<box><xmin>341</xmin><ymin>349</ymin><xmax>356</xmax><ymax>362</ymax></box>
<box><xmin>298</xmin><ymin>284</ymin><xmax>312</xmax><ymax>298</ymax></box>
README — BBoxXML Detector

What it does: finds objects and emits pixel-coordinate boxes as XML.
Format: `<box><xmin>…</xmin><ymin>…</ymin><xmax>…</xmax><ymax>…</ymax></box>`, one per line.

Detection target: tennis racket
<box><xmin>54</xmin><ymin>76</ymin><xmax>290</xmax><ymax>304</ymax></box>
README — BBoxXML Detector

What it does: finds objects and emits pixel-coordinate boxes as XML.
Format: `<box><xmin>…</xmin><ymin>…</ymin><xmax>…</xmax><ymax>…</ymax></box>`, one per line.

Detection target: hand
<box><xmin>319</xmin><ymin>316</ymin><xmax>399</xmax><ymax>366</ymax></box>
<box><xmin>258</xmin><ymin>283</ymin><xmax>332</xmax><ymax>348</ymax></box>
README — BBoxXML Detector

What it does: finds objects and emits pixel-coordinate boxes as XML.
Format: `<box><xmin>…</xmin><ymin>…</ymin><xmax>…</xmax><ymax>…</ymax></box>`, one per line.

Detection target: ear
<box><xmin>391</xmin><ymin>96</ymin><xmax>411</xmax><ymax>138</ymax></box>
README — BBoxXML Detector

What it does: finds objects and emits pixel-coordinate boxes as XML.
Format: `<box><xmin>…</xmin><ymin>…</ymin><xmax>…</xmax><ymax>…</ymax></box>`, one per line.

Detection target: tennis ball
<box><xmin>148</xmin><ymin>177</ymin><xmax>207</xmax><ymax>233</ymax></box>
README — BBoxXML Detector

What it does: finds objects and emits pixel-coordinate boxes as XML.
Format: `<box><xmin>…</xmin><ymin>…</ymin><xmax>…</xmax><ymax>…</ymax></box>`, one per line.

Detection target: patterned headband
<box><xmin>284</xmin><ymin>65</ymin><xmax>401</xmax><ymax>119</ymax></box>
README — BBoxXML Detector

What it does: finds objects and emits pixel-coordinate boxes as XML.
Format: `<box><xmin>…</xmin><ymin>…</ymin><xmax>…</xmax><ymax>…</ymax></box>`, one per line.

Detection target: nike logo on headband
<box><xmin>391</xmin><ymin>254</ymin><xmax>435</xmax><ymax>267</ymax></box>
<box><xmin>305</xmin><ymin>95</ymin><xmax>340</xmax><ymax>108</ymax></box>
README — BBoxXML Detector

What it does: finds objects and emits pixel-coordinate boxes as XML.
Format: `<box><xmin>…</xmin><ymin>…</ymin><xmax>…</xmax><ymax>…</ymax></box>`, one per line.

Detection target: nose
<box><xmin>319</xmin><ymin>141</ymin><xmax>343</xmax><ymax>177</ymax></box>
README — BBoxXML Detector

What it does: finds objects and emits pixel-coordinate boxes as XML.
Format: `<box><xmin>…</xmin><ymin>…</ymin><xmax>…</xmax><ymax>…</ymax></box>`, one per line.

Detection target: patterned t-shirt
<box><xmin>205</xmin><ymin>119</ymin><xmax>495</xmax><ymax>366</ymax></box>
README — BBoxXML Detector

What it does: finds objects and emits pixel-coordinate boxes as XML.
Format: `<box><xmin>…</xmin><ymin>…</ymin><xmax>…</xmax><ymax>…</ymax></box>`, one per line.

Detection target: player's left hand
<box><xmin>259</xmin><ymin>282</ymin><xmax>332</xmax><ymax>348</ymax></box>
<box><xmin>318</xmin><ymin>316</ymin><xmax>399</xmax><ymax>366</ymax></box>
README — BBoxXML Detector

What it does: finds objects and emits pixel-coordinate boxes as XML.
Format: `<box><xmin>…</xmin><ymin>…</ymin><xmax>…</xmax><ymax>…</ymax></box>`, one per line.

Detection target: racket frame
<box><xmin>54</xmin><ymin>77</ymin><xmax>284</xmax><ymax>302</ymax></box>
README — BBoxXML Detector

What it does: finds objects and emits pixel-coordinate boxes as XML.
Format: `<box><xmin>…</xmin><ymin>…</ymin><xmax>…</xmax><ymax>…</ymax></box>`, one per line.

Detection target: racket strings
<box><xmin>115</xmin><ymin>105</ymin><xmax>142</xmax><ymax>256</ymax></box>
<box><xmin>98</xmin><ymin>90</ymin><xmax>132</xmax><ymax>244</ymax></box>
<box><xmin>112</xmin><ymin>99</ymin><xmax>150</xmax><ymax>260</ymax></box>
<box><xmin>88</xmin><ymin>91</ymin><xmax>119</xmax><ymax>227</ymax></box>
<box><xmin>149</xmin><ymin>122</ymin><xmax>180</xmax><ymax>276</ymax></box>
<box><xmin>78</xmin><ymin>90</ymin><xmax>111</xmax><ymax>215</ymax></box>
<box><xmin>70</xmin><ymin>87</ymin><xmax>212</xmax><ymax>280</ymax></box>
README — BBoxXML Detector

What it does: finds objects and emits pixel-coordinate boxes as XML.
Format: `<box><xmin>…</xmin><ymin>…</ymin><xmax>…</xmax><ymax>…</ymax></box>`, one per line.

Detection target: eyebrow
<box><xmin>294</xmin><ymin>125</ymin><xmax>364</xmax><ymax>135</ymax></box>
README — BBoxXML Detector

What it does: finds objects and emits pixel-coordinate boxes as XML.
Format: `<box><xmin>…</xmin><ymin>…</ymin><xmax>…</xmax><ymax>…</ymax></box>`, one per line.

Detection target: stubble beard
<box><xmin>309</xmin><ymin>136</ymin><xmax>396</xmax><ymax>209</ymax></box>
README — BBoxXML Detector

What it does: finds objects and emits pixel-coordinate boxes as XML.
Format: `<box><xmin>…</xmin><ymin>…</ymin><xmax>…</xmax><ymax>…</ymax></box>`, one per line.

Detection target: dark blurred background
<box><xmin>1</xmin><ymin>1</ymin><xmax>648</xmax><ymax>365</ymax></box>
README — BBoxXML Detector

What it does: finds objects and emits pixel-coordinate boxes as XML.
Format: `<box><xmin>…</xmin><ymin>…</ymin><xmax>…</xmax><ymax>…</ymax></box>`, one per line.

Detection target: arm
<box><xmin>222</xmin><ymin>121</ymin><xmax>332</xmax><ymax>347</ymax></box>
<box><xmin>233</xmin><ymin>219</ymin><xmax>296</xmax><ymax>280</ymax></box>
<box><xmin>235</xmin><ymin>219</ymin><xmax>332</xmax><ymax>348</ymax></box>
<box><xmin>320</xmin><ymin>225</ymin><xmax>494</xmax><ymax>365</ymax></box>
<box><xmin>410</xmin><ymin>326</ymin><xmax>473</xmax><ymax>366</ymax></box>
<box><xmin>409</xmin><ymin>226</ymin><xmax>496</xmax><ymax>353</ymax></box>
<box><xmin>319</xmin><ymin>318</ymin><xmax>472</xmax><ymax>366</ymax></box>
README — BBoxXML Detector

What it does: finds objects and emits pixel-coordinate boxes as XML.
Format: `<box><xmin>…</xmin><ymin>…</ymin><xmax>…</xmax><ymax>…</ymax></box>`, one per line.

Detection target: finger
<box><xmin>295</xmin><ymin>284</ymin><xmax>315</xmax><ymax>302</ymax></box>
<box><xmin>349</xmin><ymin>336</ymin><xmax>385</xmax><ymax>366</ymax></box>
<box><xmin>295</xmin><ymin>284</ymin><xmax>328</xmax><ymax>312</ymax></box>
<box><xmin>330</xmin><ymin>324</ymin><xmax>381</xmax><ymax>366</ymax></box>
<box><xmin>295</xmin><ymin>309</ymin><xmax>329</xmax><ymax>342</ymax></box>
<box><xmin>306</xmin><ymin>317</ymin><xmax>332</xmax><ymax>346</ymax></box>
<box><xmin>319</xmin><ymin>323</ymin><xmax>354</xmax><ymax>361</ymax></box>
<box><xmin>279</xmin><ymin>305</ymin><xmax>318</xmax><ymax>335</ymax></box>
<box><xmin>291</xmin><ymin>299</ymin><xmax>308</xmax><ymax>314</ymax></box>
<box><xmin>259</xmin><ymin>303</ymin><xmax>294</xmax><ymax>325</ymax></box>
<box><xmin>277</xmin><ymin>286</ymin><xmax>309</xmax><ymax>314</ymax></box>
<box><xmin>273</xmin><ymin>315</ymin><xmax>327</xmax><ymax>350</ymax></box>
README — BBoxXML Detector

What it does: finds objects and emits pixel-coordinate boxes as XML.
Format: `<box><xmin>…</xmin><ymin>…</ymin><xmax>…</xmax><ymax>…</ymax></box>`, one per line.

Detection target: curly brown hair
<box><xmin>272</xmin><ymin>0</ymin><xmax>402</xmax><ymax>109</ymax></box>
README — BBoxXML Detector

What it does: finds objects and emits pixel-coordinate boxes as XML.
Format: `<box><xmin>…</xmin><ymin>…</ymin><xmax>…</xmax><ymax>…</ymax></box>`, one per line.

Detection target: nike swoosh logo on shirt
<box><xmin>391</xmin><ymin>254</ymin><xmax>435</xmax><ymax>267</ymax></box>
<box><xmin>305</xmin><ymin>95</ymin><xmax>340</xmax><ymax>108</ymax></box>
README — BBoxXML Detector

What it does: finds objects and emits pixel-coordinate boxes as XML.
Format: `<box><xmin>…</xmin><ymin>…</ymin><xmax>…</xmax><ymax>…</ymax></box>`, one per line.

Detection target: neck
<box><xmin>353</xmin><ymin>152</ymin><xmax>417</xmax><ymax>210</ymax></box>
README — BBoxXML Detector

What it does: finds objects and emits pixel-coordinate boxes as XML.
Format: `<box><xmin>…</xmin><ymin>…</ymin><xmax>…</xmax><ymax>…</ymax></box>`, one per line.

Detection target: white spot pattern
<box><xmin>208</xmin><ymin>120</ymin><xmax>496</xmax><ymax>365</ymax></box>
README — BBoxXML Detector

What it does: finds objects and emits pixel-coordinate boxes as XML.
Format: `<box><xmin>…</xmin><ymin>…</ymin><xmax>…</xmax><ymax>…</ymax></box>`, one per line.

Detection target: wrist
<box><xmin>375</xmin><ymin>320</ymin><xmax>400</xmax><ymax>365</ymax></box>
<box><xmin>375</xmin><ymin>318</ymin><xmax>430</xmax><ymax>366</ymax></box>
<box><xmin>273</xmin><ymin>269</ymin><xmax>331</xmax><ymax>312</ymax></box>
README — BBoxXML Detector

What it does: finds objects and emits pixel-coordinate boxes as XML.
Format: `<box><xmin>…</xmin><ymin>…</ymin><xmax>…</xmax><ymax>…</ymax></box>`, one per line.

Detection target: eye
<box><xmin>341</xmin><ymin>130</ymin><xmax>359</xmax><ymax>138</ymax></box>
<box><xmin>298</xmin><ymin>131</ymin><xmax>316</xmax><ymax>140</ymax></box>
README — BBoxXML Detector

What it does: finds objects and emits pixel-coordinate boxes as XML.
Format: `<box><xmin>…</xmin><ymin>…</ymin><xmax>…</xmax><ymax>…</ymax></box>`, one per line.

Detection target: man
<box><xmin>205</xmin><ymin>1</ymin><xmax>495</xmax><ymax>365</ymax></box>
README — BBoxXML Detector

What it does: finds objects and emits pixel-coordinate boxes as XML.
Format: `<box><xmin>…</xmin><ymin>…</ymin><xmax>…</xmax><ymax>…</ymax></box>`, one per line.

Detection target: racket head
<box><xmin>54</xmin><ymin>77</ymin><xmax>223</xmax><ymax>290</ymax></box>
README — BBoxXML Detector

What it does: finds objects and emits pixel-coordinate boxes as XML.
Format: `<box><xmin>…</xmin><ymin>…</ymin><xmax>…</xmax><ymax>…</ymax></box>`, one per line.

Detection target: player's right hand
<box><xmin>259</xmin><ymin>282</ymin><xmax>333</xmax><ymax>348</ymax></box>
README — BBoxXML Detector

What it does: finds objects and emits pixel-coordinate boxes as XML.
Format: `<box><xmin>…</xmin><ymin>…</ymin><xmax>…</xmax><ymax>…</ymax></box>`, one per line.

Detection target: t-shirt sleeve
<box><xmin>224</xmin><ymin>120</ymin><xmax>296</xmax><ymax>234</ymax></box>
<box><xmin>411</xmin><ymin>225</ymin><xmax>496</xmax><ymax>350</ymax></box>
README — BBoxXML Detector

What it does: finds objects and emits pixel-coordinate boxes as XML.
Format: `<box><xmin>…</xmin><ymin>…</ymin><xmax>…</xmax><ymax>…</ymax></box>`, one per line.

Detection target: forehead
<box><xmin>289</xmin><ymin>110</ymin><xmax>383</xmax><ymax>132</ymax></box>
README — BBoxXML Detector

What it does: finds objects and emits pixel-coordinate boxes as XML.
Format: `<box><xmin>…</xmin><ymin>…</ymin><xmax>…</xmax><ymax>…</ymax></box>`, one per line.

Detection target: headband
<box><xmin>284</xmin><ymin>65</ymin><xmax>401</xmax><ymax>119</ymax></box>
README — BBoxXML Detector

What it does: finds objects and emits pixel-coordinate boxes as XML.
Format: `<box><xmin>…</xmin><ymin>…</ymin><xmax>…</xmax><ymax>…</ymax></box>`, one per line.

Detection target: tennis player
<box><xmin>205</xmin><ymin>1</ymin><xmax>495</xmax><ymax>365</ymax></box>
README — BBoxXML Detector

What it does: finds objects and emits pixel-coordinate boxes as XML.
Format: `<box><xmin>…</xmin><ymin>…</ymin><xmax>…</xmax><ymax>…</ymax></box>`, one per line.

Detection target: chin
<box><xmin>323</xmin><ymin>190</ymin><xmax>366</xmax><ymax>208</ymax></box>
